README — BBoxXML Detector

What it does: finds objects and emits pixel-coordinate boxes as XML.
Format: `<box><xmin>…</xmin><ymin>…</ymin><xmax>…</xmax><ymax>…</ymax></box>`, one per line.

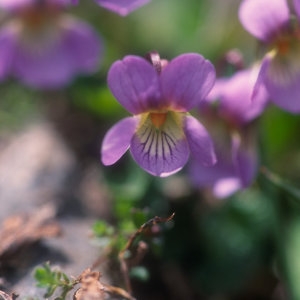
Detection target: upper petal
<box><xmin>107</xmin><ymin>55</ymin><xmax>162</xmax><ymax>115</ymax></box>
<box><xmin>184</xmin><ymin>115</ymin><xmax>216</xmax><ymax>167</ymax></box>
<box><xmin>206</xmin><ymin>67</ymin><xmax>269</xmax><ymax>125</ymax></box>
<box><xmin>60</xmin><ymin>16</ymin><xmax>103</xmax><ymax>74</ymax></box>
<box><xmin>101</xmin><ymin>116</ymin><xmax>139</xmax><ymax>165</ymax></box>
<box><xmin>130</xmin><ymin>112</ymin><xmax>189</xmax><ymax>177</ymax></box>
<box><xmin>160</xmin><ymin>53</ymin><xmax>216</xmax><ymax>111</ymax></box>
<box><xmin>238</xmin><ymin>0</ymin><xmax>290</xmax><ymax>42</ymax></box>
<box><xmin>95</xmin><ymin>0</ymin><xmax>151</xmax><ymax>16</ymax></box>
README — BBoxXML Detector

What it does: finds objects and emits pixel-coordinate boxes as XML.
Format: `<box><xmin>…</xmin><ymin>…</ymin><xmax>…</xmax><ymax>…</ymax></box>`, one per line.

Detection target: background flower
<box><xmin>190</xmin><ymin>67</ymin><xmax>269</xmax><ymax>198</ymax></box>
<box><xmin>0</xmin><ymin>0</ymin><xmax>102</xmax><ymax>89</ymax></box>
<box><xmin>239</xmin><ymin>0</ymin><xmax>300</xmax><ymax>113</ymax></box>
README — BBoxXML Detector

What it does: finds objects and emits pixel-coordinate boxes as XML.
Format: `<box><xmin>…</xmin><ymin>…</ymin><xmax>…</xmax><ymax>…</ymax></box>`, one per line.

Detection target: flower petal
<box><xmin>0</xmin><ymin>25</ymin><xmax>16</xmax><ymax>80</ymax></box>
<box><xmin>238</xmin><ymin>0</ymin><xmax>290</xmax><ymax>42</ymax></box>
<box><xmin>11</xmin><ymin>16</ymin><xmax>102</xmax><ymax>89</ymax></box>
<box><xmin>101</xmin><ymin>116</ymin><xmax>139</xmax><ymax>165</ymax></box>
<box><xmin>293</xmin><ymin>0</ymin><xmax>300</xmax><ymax>19</ymax></box>
<box><xmin>252</xmin><ymin>54</ymin><xmax>272</xmax><ymax>103</ymax></box>
<box><xmin>107</xmin><ymin>55</ymin><xmax>162</xmax><ymax>115</ymax></box>
<box><xmin>189</xmin><ymin>129</ymin><xmax>243</xmax><ymax>199</ymax></box>
<box><xmin>130</xmin><ymin>112</ymin><xmax>189</xmax><ymax>177</ymax></box>
<box><xmin>231</xmin><ymin>129</ymin><xmax>258</xmax><ymax>188</ymax></box>
<box><xmin>0</xmin><ymin>0</ymin><xmax>37</xmax><ymax>10</ymax></box>
<box><xmin>161</xmin><ymin>53</ymin><xmax>216</xmax><ymax>111</ymax></box>
<box><xmin>206</xmin><ymin>67</ymin><xmax>269</xmax><ymax>124</ymax></box>
<box><xmin>61</xmin><ymin>16</ymin><xmax>103</xmax><ymax>73</ymax></box>
<box><xmin>263</xmin><ymin>50</ymin><xmax>300</xmax><ymax>113</ymax></box>
<box><xmin>184</xmin><ymin>115</ymin><xmax>216</xmax><ymax>167</ymax></box>
<box><xmin>95</xmin><ymin>0</ymin><xmax>150</xmax><ymax>16</ymax></box>
<box><xmin>213</xmin><ymin>178</ymin><xmax>243</xmax><ymax>199</ymax></box>
<box><xmin>294</xmin><ymin>0</ymin><xmax>300</xmax><ymax>18</ymax></box>
<box><xmin>12</xmin><ymin>41</ymin><xmax>72</xmax><ymax>88</ymax></box>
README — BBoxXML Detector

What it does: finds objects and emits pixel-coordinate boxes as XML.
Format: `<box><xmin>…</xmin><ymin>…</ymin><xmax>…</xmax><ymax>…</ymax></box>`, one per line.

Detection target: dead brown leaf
<box><xmin>0</xmin><ymin>290</ymin><xmax>18</xmax><ymax>300</ymax></box>
<box><xmin>0</xmin><ymin>204</ymin><xmax>61</xmax><ymax>267</ymax></box>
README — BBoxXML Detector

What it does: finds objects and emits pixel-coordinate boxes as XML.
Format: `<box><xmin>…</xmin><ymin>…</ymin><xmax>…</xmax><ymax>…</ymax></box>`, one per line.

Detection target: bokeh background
<box><xmin>1</xmin><ymin>0</ymin><xmax>300</xmax><ymax>299</ymax></box>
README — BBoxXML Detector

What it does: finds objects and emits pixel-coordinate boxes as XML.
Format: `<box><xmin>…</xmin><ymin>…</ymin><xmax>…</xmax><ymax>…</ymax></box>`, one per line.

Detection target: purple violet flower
<box><xmin>239</xmin><ymin>0</ymin><xmax>300</xmax><ymax>113</ymax></box>
<box><xmin>101</xmin><ymin>53</ymin><xmax>217</xmax><ymax>177</ymax></box>
<box><xmin>0</xmin><ymin>0</ymin><xmax>102</xmax><ymax>89</ymax></box>
<box><xmin>190</xmin><ymin>67</ymin><xmax>269</xmax><ymax>198</ymax></box>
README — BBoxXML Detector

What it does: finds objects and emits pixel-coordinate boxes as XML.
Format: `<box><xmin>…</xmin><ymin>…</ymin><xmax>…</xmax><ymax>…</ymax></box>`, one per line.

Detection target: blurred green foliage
<box><xmin>34</xmin><ymin>263</ymin><xmax>74</xmax><ymax>299</ymax></box>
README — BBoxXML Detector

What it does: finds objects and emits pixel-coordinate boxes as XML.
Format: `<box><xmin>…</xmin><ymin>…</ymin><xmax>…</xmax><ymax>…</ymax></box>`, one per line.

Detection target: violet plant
<box><xmin>101</xmin><ymin>52</ymin><xmax>217</xmax><ymax>177</ymax></box>
<box><xmin>189</xmin><ymin>65</ymin><xmax>269</xmax><ymax>198</ymax></box>
<box><xmin>0</xmin><ymin>0</ymin><xmax>102</xmax><ymax>89</ymax></box>
<box><xmin>239</xmin><ymin>0</ymin><xmax>300</xmax><ymax>113</ymax></box>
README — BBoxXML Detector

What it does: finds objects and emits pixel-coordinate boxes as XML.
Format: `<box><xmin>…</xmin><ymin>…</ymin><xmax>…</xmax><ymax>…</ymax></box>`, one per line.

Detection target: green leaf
<box><xmin>34</xmin><ymin>265</ymin><xmax>54</xmax><ymax>287</ymax></box>
<box><xmin>92</xmin><ymin>220</ymin><xmax>115</xmax><ymax>237</ymax></box>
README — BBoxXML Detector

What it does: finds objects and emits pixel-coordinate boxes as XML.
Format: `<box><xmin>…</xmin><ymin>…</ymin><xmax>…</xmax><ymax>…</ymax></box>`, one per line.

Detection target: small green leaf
<box><xmin>34</xmin><ymin>263</ymin><xmax>74</xmax><ymax>299</ymax></box>
<box><xmin>34</xmin><ymin>266</ymin><xmax>54</xmax><ymax>286</ymax></box>
<box><xmin>93</xmin><ymin>220</ymin><xmax>115</xmax><ymax>237</ymax></box>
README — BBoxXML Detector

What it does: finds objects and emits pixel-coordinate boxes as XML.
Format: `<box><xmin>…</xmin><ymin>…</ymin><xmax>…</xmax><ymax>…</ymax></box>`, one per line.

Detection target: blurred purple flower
<box><xmin>94</xmin><ymin>0</ymin><xmax>151</xmax><ymax>16</ymax></box>
<box><xmin>239</xmin><ymin>0</ymin><xmax>300</xmax><ymax>113</ymax></box>
<box><xmin>0</xmin><ymin>0</ymin><xmax>103</xmax><ymax>89</ymax></box>
<box><xmin>101</xmin><ymin>53</ymin><xmax>217</xmax><ymax>177</ymax></box>
<box><xmin>71</xmin><ymin>0</ymin><xmax>150</xmax><ymax>16</ymax></box>
<box><xmin>190</xmin><ymin>67</ymin><xmax>269</xmax><ymax>198</ymax></box>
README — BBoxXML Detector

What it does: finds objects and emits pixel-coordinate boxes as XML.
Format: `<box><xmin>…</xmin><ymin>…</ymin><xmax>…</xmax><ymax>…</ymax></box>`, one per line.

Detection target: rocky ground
<box><xmin>0</xmin><ymin>120</ymin><xmax>115</xmax><ymax>299</ymax></box>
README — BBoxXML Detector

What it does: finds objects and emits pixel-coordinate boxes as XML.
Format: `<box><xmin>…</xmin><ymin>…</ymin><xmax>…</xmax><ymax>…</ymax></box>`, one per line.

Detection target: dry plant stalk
<box><xmin>83</xmin><ymin>213</ymin><xmax>175</xmax><ymax>299</ymax></box>
<box><xmin>0</xmin><ymin>204</ymin><xmax>61</xmax><ymax>266</ymax></box>
<box><xmin>118</xmin><ymin>213</ymin><xmax>175</xmax><ymax>294</ymax></box>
